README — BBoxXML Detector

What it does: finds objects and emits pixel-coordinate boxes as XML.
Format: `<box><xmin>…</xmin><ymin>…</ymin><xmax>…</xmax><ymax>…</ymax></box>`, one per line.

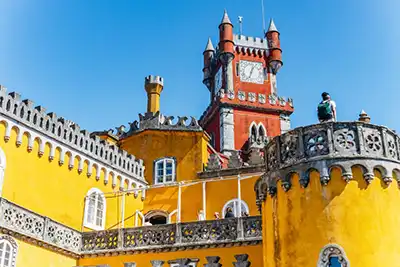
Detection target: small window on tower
<box><xmin>236</xmin><ymin>62</ymin><xmax>239</xmax><ymax>77</ymax></box>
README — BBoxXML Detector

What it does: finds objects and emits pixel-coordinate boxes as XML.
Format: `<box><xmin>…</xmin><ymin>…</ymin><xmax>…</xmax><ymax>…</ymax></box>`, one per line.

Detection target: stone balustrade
<box><xmin>81</xmin><ymin>216</ymin><xmax>262</xmax><ymax>254</ymax></box>
<box><xmin>0</xmin><ymin>197</ymin><xmax>261</xmax><ymax>257</ymax></box>
<box><xmin>256</xmin><ymin>121</ymin><xmax>400</xmax><ymax>202</ymax></box>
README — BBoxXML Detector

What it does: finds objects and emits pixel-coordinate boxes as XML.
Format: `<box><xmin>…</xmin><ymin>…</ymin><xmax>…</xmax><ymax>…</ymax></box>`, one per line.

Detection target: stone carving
<box><xmin>233</xmin><ymin>254</ymin><xmax>251</xmax><ymax>267</ymax></box>
<box><xmin>227</xmin><ymin>90</ymin><xmax>235</xmax><ymax>100</ymax></box>
<box><xmin>363</xmin><ymin>127</ymin><xmax>383</xmax><ymax>155</ymax></box>
<box><xmin>248</xmin><ymin>92</ymin><xmax>256</xmax><ymax>102</ymax></box>
<box><xmin>278</xmin><ymin>96</ymin><xmax>286</xmax><ymax>106</ymax></box>
<box><xmin>268</xmin><ymin>94</ymin><xmax>277</xmax><ymax>105</ymax></box>
<box><xmin>44</xmin><ymin>219</ymin><xmax>81</xmax><ymax>252</ymax></box>
<box><xmin>207</xmin><ymin>154</ymin><xmax>221</xmax><ymax>170</ymax></box>
<box><xmin>228</xmin><ymin>151</ymin><xmax>243</xmax><ymax>168</ymax></box>
<box><xmin>280</xmin><ymin>133</ymin><xmax>298</xmax><ymax>165</ymax></box>
<box><xmin>242</xmin><ymin>216</ymin><xmax>262</xmax><ymax>238</ymax></box>
<box><xmin>151</xmin><ymin>260</ymin><xmax>165</xmax><ymax>267</ymax></box>
<box><xmin>317</xmin><ymin>244</ymin><xmax>349</xmax><ymax>267</ymax></box>
<box><xmin>124</xmin><ymin>263</ymin><xmax>136</xmax><ymax>267</ymax></box>
<box><xmin>168</xmin><ymin>258</ymin><xmax>192</xmax><ymax>267</ymax></box>
<box><xmin>123</xmin><ymin>224</ymin><xmax>176</xmax><ymax>248</ymax></box>
<box><xmin>180</xmin><ymin>218</ymin><xmax>237</xmax><ymax>243</ymax></box>
<box><xmin>258</xmin><ymin>94</ymin><xmax>266</xmax><ymax>104</ymax></box>
<box><xmin>0</xmin><ymin>87</ymin><xmax>144</xmax><ymax>182</ymax></box>
<box><xmin>247</xmin><ymin>147</ymin><xmax>264</xmax><ymax>166</ymax></box>
<box><xmin>81</xmin><ymin>230</ymin><xmax>119</xmax><ymax>252</ymax></box>
<box><xmin>333</xmin><ymin>127</ymin><xmax>357</xmax><ymax>153</ymax></box>
<box><xmin>204</xmin><ymin>256</ymin><xmax>222</xmax><ymax>267</ymax></box>
<box><xmin>238</xmin><ymin>91</ymin><xmax>246</xmax><ymax>101</ymax></box>
<box><xmin>266</xmin><ymin>141</ymin><xmax>278</xmax><ymax>171</ymax></box>
<box><xmin>304</xmin><ymin>129</ymin><xmax>329</xmax><ymax>157</ymax></box>
<box><xmin>256</xmin><ymin>122</ymin><xmax>400</xmax><ymax>199</ymax></box>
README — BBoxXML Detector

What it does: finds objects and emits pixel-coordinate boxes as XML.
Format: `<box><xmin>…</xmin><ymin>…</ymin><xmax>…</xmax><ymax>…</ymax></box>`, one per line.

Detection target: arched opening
<box><xmin>222</xmin><ymin>199</ymin><xmax>249</xmax><ymax>218</ymax></box>
<box><xmin>145</xmin><ymin>210</ymin><xmax>168</xmax><ymax>225</ymax></box>
<box><xmin>250</xmin><ymin>125</ymin><xmax>257</xmax><ymax>143</ymax></box>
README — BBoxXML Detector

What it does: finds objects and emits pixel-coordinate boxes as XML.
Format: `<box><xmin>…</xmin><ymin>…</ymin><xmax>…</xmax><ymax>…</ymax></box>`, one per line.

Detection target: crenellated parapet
<box><xmin>234</xmin><ymin>34</ymin><xmax>269</xmax><ymax>56</ymax></box>
<box><xmin>121</xmin><ymin>111</ymin><xmax>203</xmax><ymax>138</ymax></box>
<box><xmin>0</xmin><ymin>85</ymin><xmax>146</xmax><ymax>188</ymax></box>
<box><xmin>255</xmin><ymin>121</ymin><xmax>400</xmax><ymax>204</ymax></box>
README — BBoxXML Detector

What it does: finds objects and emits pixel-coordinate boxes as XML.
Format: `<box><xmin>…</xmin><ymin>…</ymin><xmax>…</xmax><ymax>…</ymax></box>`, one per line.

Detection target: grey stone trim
<box><xmin>204</xmin><ymin>256</ymin><xmax>221</xmax><ymax>267</ymax></box>
<box><xmin>0</xmin><ymin>86</ymin><xmax>145</xmax><ymax>184</ymax></box>
<box><xmin>121</xmin><ymin>111</ymin><xmax>203</xmax><ymax>138</ymax></box>
<box><xmin>199</xmin><ymin>164</ymin><xmax>264</xmax><ymax>179</ymax></box>
<box><xmin>256</xmin><ymin>122</ymin><xmax>400</xmax><ymax>204</ymax></box>
<box><xmin>145</xmin><ymin>75</ymin><xmax>164</xmax><ymax>87</ymax></box>
<box><xmin>206</xmin><ymin>154</ymin><xmax>221</xmax><ymax>171</ymax></box>
<box><xmin>124</xmin><ymin>263</ymin><xmax>136</xmax><ymax>267</ymax></box>
<box><xmin>227</xmin><ymin>151</ymin><xmax>243</xmax><ymax>168</ymax></box>
<box><xmin>233</xmin><ymin>254</ymin><xmax>251</xmax><ymax>267</ymax></box>
<box><xmin>317</xmin><ymin>244</ymin><xmax>349</xmax><ymax>267</ymax></box>
<box><xmin>151</xmin><ymin>260</ymin><xmax>165</xmax><ymax>267</ymax></box>
<box><xmin>168</xmin><ymin>258</ymin><xmax>199</xmax><ymax>267</ymax></box>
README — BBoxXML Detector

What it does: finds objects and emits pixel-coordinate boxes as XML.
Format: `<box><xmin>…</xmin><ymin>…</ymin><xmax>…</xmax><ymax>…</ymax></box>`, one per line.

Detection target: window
<box><xmin>145</xmin><ymin>210</ymin><xmax>169</xmax><ymax>225</ymax></box>
<box><xmin>84</xmin><ymin>188</ymin><xmax>106</xmax><ymax>230</ymax></box>
<box><xmin>317</xmin><ymin>244</ymin><xmax>349</xmax><ymax>267</ymax></box>
<box><xmin>154</xmin><ymin>158</ymin><xmax>176</xmax><ymax>184</ymax></box>
<box><xmin>0</xmin><ymin>236</ymin><xmax>17</xmax><ymax>267</ymax></box>
<box><xmin>249</xmin><ymin>122</ymin><xmax>267</xmax><ymax>145</ymax></box>
<box><xmin>222</xmin><ymin>199</ymin><xmax>249</xmax><ymax>218</ymax></box>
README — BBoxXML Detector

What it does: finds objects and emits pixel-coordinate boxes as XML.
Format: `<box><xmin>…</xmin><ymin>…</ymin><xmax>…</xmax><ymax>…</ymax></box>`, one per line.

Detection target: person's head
<box><xmin>321</xmin><ymin>92</ymin><xmax>330</xmax><ymax>101</ymax></box>
<box><xmin>227</xmin><ymin>207</ymin><xmax>233</xmax><ymax>213</ymax></box>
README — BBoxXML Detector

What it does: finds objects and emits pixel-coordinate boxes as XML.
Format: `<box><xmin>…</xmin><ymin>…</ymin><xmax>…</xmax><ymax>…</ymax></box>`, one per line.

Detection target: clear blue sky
<box><xmin>1</xmin><ymin>0</ymin><xmax>400</xmax><ymax>133</ymax></box>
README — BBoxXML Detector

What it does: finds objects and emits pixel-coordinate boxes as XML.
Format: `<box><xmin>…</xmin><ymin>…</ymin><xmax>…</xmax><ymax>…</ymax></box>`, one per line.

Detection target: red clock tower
<box><xmin>199</xmin><ymin>10</ymin><xmax>294</xmax><ymax>156</ymax></box>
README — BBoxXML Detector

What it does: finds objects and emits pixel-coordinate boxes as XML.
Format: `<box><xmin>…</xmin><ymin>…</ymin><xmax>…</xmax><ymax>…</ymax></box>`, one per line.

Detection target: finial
<box><xmin>358</xmin><ymin>110</ymin><xmax>371</xmax><ymax>123</ymax></box>
<box><xmin>204</xmin><ymin>38</ymin><xmax>215</xmax><ymax>52</ymax></box>
<box><xmin>220</xmin><ymin>9</ymin><xmax>233</xmax><ymax>26</ymax></box>
<box><xmin>267</xmin><ymin>18</ymin><xmax>278</xmax><ymax>32</ymax></box>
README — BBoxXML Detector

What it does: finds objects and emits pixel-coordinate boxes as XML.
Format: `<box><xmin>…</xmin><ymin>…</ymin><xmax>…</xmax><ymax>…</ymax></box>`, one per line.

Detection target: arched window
<box><xmin>222</xmin><ymin>199</ymin><xmax>249</xmax><ymax>218</ymax></box>
<box><xmin>250</xmin><ymin>124</ymin><xmax>257</xmax><ymax>143</ymax></box>
<box><xmin>84</xmin><ymin>188</ymin><xmax>106</xmax><ymax>230</ymax></box>
<box><xmin>145</xmin><ymin>210</ymin><xmax>169</xmax><ymax>225</ymax></box>
<box><xmin>154</xmin><ymin>157</ymin><xmax>176</xmax><ymax>184</ymax></box>
<box><xmin>317</xmin><ymin>244</ymin><xmax>349</xmax><ymax>267</ymax></box>
<box><xmin>0</xmin><ymin>236</ymin><xmax>17</xmax><ymax>267</ymax></box>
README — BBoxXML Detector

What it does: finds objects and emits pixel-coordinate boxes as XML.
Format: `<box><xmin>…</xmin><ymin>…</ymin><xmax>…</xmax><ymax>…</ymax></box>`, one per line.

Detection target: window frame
<box><xmin>83</xmin><ymin>188</ymin><xmax>106</xmax><ymax>231</ymax></box>
<box><xmin>153</xmin><ymin>157</ymin><xmax>177</xmax><ymax>185</ymax></box>
<box><xmin>0</xmin><ymin>235</ymin><xmax>17</xmax><ymax>267</ymax></box>
<box><xmin>222</xmin><ymin>198</ymin><xmax>250</xmax><ymax>217</ymax></box>
<box><xmin>317</xmin><ymin>244</ymin><xmax>349</xmax><ymax>267</ymax></box>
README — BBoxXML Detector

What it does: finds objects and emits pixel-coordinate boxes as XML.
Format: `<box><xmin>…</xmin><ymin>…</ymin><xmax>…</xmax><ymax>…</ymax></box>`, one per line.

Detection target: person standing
<box><xmin>317</xmin><ymin>92</ymin><xmax>337</xmax><ymax>122</ymax></box>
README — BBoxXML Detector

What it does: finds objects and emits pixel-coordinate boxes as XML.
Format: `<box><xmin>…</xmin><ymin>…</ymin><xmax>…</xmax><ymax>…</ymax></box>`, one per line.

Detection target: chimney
<box><xmin>358</xmin><ymin>110</ymin><xmax>371</xmax><ymax>123</ymax></box>
<box><xmin>144</xmin><ymin>75</ymin><xmax>164</xmax><ymax>114</ymax></box>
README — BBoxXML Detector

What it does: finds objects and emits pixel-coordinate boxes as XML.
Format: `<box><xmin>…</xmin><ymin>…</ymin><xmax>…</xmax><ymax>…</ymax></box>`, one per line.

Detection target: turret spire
<box><xmin>204</xmin><ymin>38</ymin><xmax>215</xmax><ymax>52</ymax></box>
<box><xmin>267</xmin><ymin>19</ymin><xmax>278</xmax><ymax>33</ymax></box>
<box><xmin>220</xmin><ymin>9</ymin><xmax>233</xmax><ymax>26</ymax></box>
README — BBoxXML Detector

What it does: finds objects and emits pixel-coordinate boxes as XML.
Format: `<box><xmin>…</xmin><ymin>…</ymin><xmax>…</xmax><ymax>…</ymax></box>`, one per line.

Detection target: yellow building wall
<box><xmin>15</xmin><ymin>238</ymin><xmax>76</xmax><ymax>267</ymax></box>
<box><xmin>263</xmin><ymin>167</ymin><xmax>400</xmax><ymax>267</ymax></box>
<box><xmin>0</xmin><ymin>124</ymin><xmax>144</xmax><ymax>231</ymax></box>
<box><xmin>78</xmin><ymin>244</ymin><xmax>262</xmax><ymax>267</ymax></box>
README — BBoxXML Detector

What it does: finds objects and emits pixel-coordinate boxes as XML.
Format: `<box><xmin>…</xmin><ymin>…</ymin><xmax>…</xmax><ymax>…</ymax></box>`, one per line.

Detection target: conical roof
<box><xmin>220</xmin><ymin>9</ymin><xmax>233</xmax><ymax>25</ymax></box>
<box><xmin>204</xmin><ymin>38</ymin><xmax>215</xmax><ymax>52</ymax></box>
<box><xmin>267</xmin><ymin>19</ymin><xmax>278</xmax><ymax>32</ymax></box>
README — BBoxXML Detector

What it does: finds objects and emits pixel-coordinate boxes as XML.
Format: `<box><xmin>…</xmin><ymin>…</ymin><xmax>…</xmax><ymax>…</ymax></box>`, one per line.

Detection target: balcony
<box><xmin>0</xmin><ymin>198</ymin><xmax>262</xmax><ymax>257</ymax></box>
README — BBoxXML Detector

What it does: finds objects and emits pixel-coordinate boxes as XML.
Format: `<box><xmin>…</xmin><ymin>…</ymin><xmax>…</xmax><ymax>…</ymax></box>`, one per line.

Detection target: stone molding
<box><xmin>255</xmin><ymin>122</ymin><xmax>400</xmax><ymax>204</ymax></box>
<box><xmin>121</xmin><ymin>111</ymin><xmax>203</xmax><ymax>138</ymax></box>
<box><xmin>0</xmin><ymin>86</ymin><xmax>146</xmax><ymax>187</ymax></box>
<box><xmin>317</xmin><ymin>244</ymin><xmax>349</xmax><ymax>267</ymax></box>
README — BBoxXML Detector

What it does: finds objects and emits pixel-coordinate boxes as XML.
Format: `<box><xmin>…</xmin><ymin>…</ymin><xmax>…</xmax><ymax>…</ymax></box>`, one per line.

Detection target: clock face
<box><xmin>214</xmin><ymin>67</ymin><xmax>222</xmax><ymax>95</ymax></box>
<box><xmin>239</xmin><ymin>60</ymin><xmax>264</xmax><ymax>84</ymax></box>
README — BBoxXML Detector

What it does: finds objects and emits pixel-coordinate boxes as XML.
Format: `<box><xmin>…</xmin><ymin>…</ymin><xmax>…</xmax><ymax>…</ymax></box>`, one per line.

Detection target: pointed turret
<box><xmin>218</xmin><ymin>10</ymin><xmax>234</xmax><ymax>64</ymax></box>
<box><xmin>267</xmin><ymin>19</ymin><xmax>278</xmax><ymax>33</ymax></box>
<box><xmin>220</xmin><ymin>9</ymin><xmax>233</xmax><ymax>26</ymax></box>
<box><xmin>358</xmin><ymin>110</ymin><xmax>371</xmax><ymax>123</ymax></box>
<box><xmin>266</xmin><ymin>18</ymin><xmax>282</xmax><ymax>75</ymax></box>
<box><xmin>203</xmin><ymin>38</ymin><xmax>215</xmax><ymax>90</ymax></box>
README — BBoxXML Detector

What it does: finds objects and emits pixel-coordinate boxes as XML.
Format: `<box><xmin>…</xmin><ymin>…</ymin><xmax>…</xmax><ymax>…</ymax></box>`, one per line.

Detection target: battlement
<box><xmin>255</xmin><ymin>121</ymin><xmax>400</xmax><ymax>205</ymax></box>
<box><xmin>120</xmin><ymin>111</ymin><xmax>203</xmax><ymax>138</ymax></box>
<box><xmin>0</xmin><ymin>85</ymin><xmax>145</xmax><ymax>184</ymax></box>
<box><xmin>145</xmin><ymin>75</ymin><xmax>164</xmax><ymax>87</ymax></box>
<box><xmin>234</xmin><ymin>34</ymin><xmax>268</xmax><ymax>50</ymax></box>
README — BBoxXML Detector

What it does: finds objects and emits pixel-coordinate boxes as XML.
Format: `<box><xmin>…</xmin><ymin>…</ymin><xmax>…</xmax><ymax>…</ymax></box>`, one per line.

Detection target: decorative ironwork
<box><xmin>242</xmin><ymin>216</ymin><xmax>262</xmax><ymax>238</ymax></box>
<box><xmin>180</xmin><ymin>218</ymin><xmax>237</xmax><ymax>243</ymax></box>
<box><xmin>124</xmin><ymin>224</ymin><xmax>176</xmax><ymax>248</ymax></box>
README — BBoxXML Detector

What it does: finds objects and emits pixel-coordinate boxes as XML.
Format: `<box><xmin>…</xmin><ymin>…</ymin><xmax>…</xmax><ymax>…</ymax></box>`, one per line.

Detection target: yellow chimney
<box><xmin>144</xmin><ymin>75</ymin><xmax>164</xmax><ymax>113</ymax></box>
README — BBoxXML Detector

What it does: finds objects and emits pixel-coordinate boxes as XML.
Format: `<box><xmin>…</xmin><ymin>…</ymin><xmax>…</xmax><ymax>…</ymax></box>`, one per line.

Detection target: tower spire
<box><xmin>220</xmin><ymin>9</ymin><xmax>233</xmax><ymax>26</ymax></box>
<box><xmin>204</xmin><ymin>38</ymin><xmax>215</xmax><ymax>52</ymax></box>
<box><xmin>268</xmin><ymin>19</ymin><xmax>278</xmax><ymax>33</ymax></box>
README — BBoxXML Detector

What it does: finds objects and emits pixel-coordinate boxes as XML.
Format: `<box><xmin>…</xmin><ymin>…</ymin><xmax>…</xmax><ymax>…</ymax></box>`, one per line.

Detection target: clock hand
<box><xmin>249</xmin><ymin>65</ymin><xmax>255</xmax><ymax>78</ymax></box>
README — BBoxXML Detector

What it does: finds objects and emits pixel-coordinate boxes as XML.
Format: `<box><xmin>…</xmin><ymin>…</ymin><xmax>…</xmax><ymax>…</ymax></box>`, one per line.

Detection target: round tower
<box><xmin>144</xmin><ymin>75</ymin><xmax>164</xmax><ymax>114</ymax></box>
<box><xmin>255</xmin><ymin>121</ymin><xmax>400</xmax><ymax>267</ymax></box>
<box><xmin>218</xmin><ymin>10</ymin><xmax>235</xmax><ymax>64</ymax></box>
<box><xmin>202</xmin><ymin>38</ymin><xmax>215</xmax><ymax>90</ymax></box>
<box><xmin>266</xmin><ymin>19</ymin><xmax>282</xmax><ymax>75</ymax></box>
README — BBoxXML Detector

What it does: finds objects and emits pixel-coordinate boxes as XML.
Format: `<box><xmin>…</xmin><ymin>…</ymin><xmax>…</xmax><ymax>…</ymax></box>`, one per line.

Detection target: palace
<box><xmin>0</xmin><ymin>9</ymin><xmax>399</xmax><ymax>267</ymax></box>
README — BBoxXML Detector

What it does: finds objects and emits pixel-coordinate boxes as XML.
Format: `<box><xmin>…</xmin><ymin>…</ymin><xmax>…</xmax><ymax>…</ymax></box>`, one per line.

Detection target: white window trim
<box><xmin>0</xmin><ymin>235</ymin><xmax>17</xmax><ymax>267</ymax></box>
<box><xmin>154</xmin><ymin>158</ymin><xmax>176</xmax><ymax>185</ymax></box>
<box><xmin>83</xmin><ymin>188</ymin><xmax>106</xmax><ymax>231</ymax></box>
<box><xmin>258</xmin><ymin>122</ymin><xmax>267</xmax><ymax>137</ymax></box>
<box><xmin>249</xmin><ymin>122</ymin><xmax>267</xmax><ymax>141</ymax></box>
<box><xmin>222</xmin><ymin>199</ymin><xmax>249</xmax><ymax>217</ymax></box>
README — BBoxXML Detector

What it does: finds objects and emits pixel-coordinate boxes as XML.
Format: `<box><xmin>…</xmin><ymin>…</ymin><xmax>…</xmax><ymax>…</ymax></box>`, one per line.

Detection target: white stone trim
<box><xmin>222</xmin><ymin>198</ymin><xmax>249</xmax><ymax>217</ymax></box>
<box><xmin>219</xmin><ymin>107</ymin><xmax>235</xmax><ymax>153</ymax></box>
<box><xmin>83</xmin><ymin>188</ymin><xmax>106</xmax><ymax>231</ymax></box>
<box><xmin>0</xmin><ymin>235</ymin><xmax>17</xmax><ymax>267</ymax></box>
<box><xmin>317</xmin><ymin>244</ymin><xmax>349</xmax><ymax>267</ymax></box>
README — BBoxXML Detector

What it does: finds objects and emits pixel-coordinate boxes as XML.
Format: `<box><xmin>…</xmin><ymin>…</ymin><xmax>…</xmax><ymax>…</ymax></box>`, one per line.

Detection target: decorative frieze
<box><xmin>256</xmin><ymin>122</ymin><xmax>400</xmax><ymax>204</ymax></box>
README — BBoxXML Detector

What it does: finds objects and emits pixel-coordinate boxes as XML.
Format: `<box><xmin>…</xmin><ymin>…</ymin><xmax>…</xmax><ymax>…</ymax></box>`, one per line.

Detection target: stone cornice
<box><xmin>255</xmin><ymin>121</ymin><xmax>400</xmax><ymax>206</ymax></box>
